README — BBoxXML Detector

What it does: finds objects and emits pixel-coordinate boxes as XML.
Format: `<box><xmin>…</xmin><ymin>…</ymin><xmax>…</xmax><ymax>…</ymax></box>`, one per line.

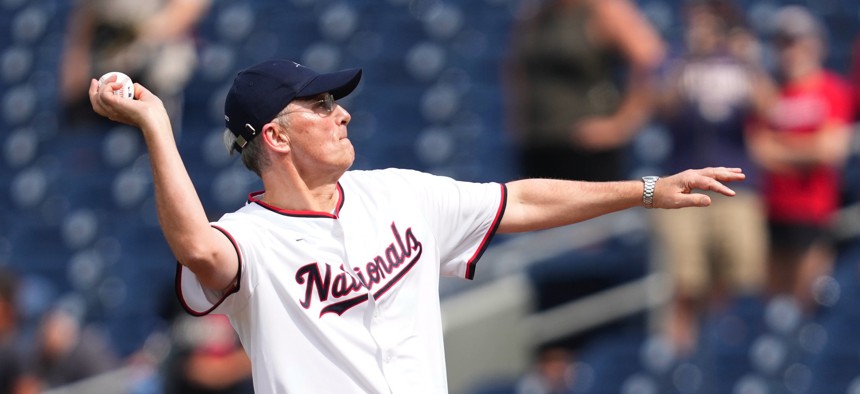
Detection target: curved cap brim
<box><xmin>297</xmin><ymin>68</ymin><xmax>362</xmax><ymax>100</ymax></box>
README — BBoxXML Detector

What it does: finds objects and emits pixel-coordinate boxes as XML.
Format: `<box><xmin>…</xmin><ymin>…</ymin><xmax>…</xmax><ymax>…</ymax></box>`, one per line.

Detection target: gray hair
<box><xmin>221</xmin><ymin>112</ymin><xmax>291</xmax><ymax>177</ymax></box>
<box><xmin>223</xmin><ymin>128</ymin><xmax>268</xmax><ymax>178</ymax></box>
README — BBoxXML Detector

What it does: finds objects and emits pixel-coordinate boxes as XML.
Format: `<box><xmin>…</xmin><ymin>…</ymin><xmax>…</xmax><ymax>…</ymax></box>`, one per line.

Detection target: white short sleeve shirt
<box><xmin>177</xmin><ymin>169</ymin><xmax>507</xmax><ymax>393</ymax></box>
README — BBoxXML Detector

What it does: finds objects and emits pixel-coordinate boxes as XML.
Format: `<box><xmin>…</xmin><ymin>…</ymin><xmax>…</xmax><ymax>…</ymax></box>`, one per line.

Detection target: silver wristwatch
<box><xmin>641</xmin><ymin>176</ymin><xmax>660</xmax><ymax>209</ymax></box>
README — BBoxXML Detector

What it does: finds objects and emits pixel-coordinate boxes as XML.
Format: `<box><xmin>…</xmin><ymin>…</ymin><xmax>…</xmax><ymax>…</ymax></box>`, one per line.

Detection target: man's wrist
<box><xmin>641</xmin><ymin>176</ymin><xmax>660</xmax><ymax>209</ymax></box>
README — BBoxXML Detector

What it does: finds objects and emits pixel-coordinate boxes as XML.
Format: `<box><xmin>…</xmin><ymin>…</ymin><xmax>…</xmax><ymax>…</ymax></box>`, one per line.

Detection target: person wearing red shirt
<box><xmin>851</xmin><ymin>36</ymin><xmax>860</xmax><ymax>121</ymax></box>
<box><xmin>748</xmin><ymin>5</ymin><xmax>853</xmax><ymax>311</ymax></box>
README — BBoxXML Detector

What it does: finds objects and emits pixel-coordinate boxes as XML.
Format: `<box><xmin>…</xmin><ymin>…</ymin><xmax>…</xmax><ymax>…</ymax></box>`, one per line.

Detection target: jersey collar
<box><xmin>247</xmin><ymin>182</ymin><xmax>345</xmax><ymax>218</ymax></box>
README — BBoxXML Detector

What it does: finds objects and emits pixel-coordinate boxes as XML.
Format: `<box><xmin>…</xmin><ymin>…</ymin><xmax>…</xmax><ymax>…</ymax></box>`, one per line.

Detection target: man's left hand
<box><xmin>653</xmin><ymin>167</ymin><xmax>745</xmax><ymax>209</ymax></box>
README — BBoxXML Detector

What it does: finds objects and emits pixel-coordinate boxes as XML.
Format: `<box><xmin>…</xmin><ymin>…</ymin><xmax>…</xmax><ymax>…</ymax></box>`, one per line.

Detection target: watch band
<box><xmin>641</xmin><ymin>176</ymin><xmax>659</xmax><ymax>209</ymax></box>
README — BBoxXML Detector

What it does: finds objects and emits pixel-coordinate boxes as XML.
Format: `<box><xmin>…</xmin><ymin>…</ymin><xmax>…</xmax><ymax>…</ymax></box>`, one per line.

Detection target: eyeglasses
<box><xmin>278</xmin><ymin>93</ymin><xmax>336</xmax><ymax>118</ymax></box>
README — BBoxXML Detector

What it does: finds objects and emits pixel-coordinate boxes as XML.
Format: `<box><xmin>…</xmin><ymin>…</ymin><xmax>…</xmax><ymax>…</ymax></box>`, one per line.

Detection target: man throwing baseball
<box><xmin>90</xmin><ymin>60</ymin><xmax>744</xmax><ymax>393</ymax></box>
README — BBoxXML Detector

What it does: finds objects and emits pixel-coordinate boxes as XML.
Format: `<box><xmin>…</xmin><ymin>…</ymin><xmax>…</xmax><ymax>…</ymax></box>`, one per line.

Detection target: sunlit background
<box><xmin>1</xmin><ymin>0</ymin><xmax>859</xmax><ymax>393</ymax></box>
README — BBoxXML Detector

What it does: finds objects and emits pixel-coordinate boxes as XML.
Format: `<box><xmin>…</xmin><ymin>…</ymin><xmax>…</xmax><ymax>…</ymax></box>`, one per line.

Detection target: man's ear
<box><xmin>261</xmin><ymin>122</ymin><xmax>290</xmax><ymax>153</ymax></box>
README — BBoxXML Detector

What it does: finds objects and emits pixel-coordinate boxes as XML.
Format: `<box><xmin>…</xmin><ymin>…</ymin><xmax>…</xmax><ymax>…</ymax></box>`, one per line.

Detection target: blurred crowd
<box><xmin>505</xmin><ymin>0</ymin><xmax>859</xmax><ymax>393</ymax></box>
<box><xmin>0</xmin><ymin>0</ymin><xmax>257</xmax><ymax>393</ymax></box>
<box><xmin>1</xmin><ymin>0</ymin><xmax>859</xmax><ymax>393</ymax></box>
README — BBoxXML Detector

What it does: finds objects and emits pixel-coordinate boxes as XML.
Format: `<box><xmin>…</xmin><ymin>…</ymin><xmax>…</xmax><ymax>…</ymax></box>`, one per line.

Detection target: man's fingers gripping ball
<box><xmin>98</xmin><ymin>71</ymin><xmax>135</xmax><ymax>99</ymax></box>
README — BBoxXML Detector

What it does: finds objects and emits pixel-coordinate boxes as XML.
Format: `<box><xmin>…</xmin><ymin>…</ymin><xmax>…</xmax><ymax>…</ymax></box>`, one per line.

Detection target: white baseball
<box><xmin>98</xmin><ymin>71</ymin><xmax>135</xmax><ymax>99</ymax></box>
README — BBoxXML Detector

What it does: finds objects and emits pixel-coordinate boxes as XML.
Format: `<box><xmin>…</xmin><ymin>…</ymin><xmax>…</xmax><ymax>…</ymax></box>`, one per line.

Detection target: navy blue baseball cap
<box><xmin>224</xmin><ymin>60</ymin><xmax>362</xmax><ymax>153</ymax></box>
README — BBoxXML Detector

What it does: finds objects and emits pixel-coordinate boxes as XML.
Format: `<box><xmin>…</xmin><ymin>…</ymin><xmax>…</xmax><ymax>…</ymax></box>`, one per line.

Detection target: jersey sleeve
<box><xmin>175</xmin><ymin>215</ymin><xmax>258</xmax><ymax>317</ymax></box>
<box><xmin>390</xmin><ymin>169</ymin><xmax>507</xmax><ymax>280</ymax></box>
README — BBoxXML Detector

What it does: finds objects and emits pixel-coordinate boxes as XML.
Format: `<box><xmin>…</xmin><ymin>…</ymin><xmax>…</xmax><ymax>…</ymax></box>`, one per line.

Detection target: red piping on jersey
<box><xmin>175</xmin><ymin>225</ymin><xmax>242</xmax><ymax>316</ymax></box>
<box><xmin>465</xmin><ymin>183</ymin><xmax>507</xmax><ymax>280</ymax></box>
<box><xmin>248</xmin><ymin>183</ymin><xmax>345</xmax><ymax>218</ymax></box>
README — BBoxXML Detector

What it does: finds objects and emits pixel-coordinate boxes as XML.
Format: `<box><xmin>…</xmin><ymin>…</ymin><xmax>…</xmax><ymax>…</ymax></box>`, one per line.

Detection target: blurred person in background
<box><xmin>60</xmin><ymin>0</ymin><xmax>211</xmax><ymax>129</ymax></box>
<box><xmin>32</xmin><ymin>307</ymin><xmax>117</xmax><ymax>389</ymax></box>
<box><xmin>503</xmin><ymin>0</ymin><xmax>664</xmax><ymax>379</ymax></box>
<box><xmin>163</xmin><ymin>314</ymin><xmax>252</xmax><ymax>394</ymax></box>
<box><xmin>505</xmin><ymin>0</ymin><xmax>665</xmax><ymax>182</ymax></box>
<box><xmin>0</xmin><ymin>269</ymin><xmax>38</xmax><ymax>394</ymax></box>
<box><xmin>852</xmin><ymin>34</ymin><xmax>860</xmax><ymax>121</ymax></box>
<box><xmin>653</xmin><ymin>0</ymin><xmax>774</xmax><ymax>356</ymax></box>
<box><xmin>515</xmin><ymin>347</ymin><xmax>577</xmax><ymax>394</ymax></box>
<box><xmin>747</xmin><ymin>5</ymin><xmax>853</xmax><ymax>313</ymax></box>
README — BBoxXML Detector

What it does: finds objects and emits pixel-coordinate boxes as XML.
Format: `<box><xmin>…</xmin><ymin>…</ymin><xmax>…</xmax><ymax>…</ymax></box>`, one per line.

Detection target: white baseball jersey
<box><xmin>177</xmin><ymin>168</ymin><xmax>506</xmax><ymax>393</ymax></box>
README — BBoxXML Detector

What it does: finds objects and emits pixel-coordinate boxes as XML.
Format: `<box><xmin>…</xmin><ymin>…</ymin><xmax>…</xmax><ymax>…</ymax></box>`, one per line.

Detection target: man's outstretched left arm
<box><xmin>498</xmin><ymin>167</ymin><xmax>745</xmax><ymax>234</ymax></box>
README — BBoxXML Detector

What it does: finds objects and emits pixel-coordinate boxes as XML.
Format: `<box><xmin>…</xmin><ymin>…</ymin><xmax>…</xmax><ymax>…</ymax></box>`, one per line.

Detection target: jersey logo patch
<box><xmin>295</xmin><ymin>222</ymin><xmax>423</xmax><ymax>317</ymax></box>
